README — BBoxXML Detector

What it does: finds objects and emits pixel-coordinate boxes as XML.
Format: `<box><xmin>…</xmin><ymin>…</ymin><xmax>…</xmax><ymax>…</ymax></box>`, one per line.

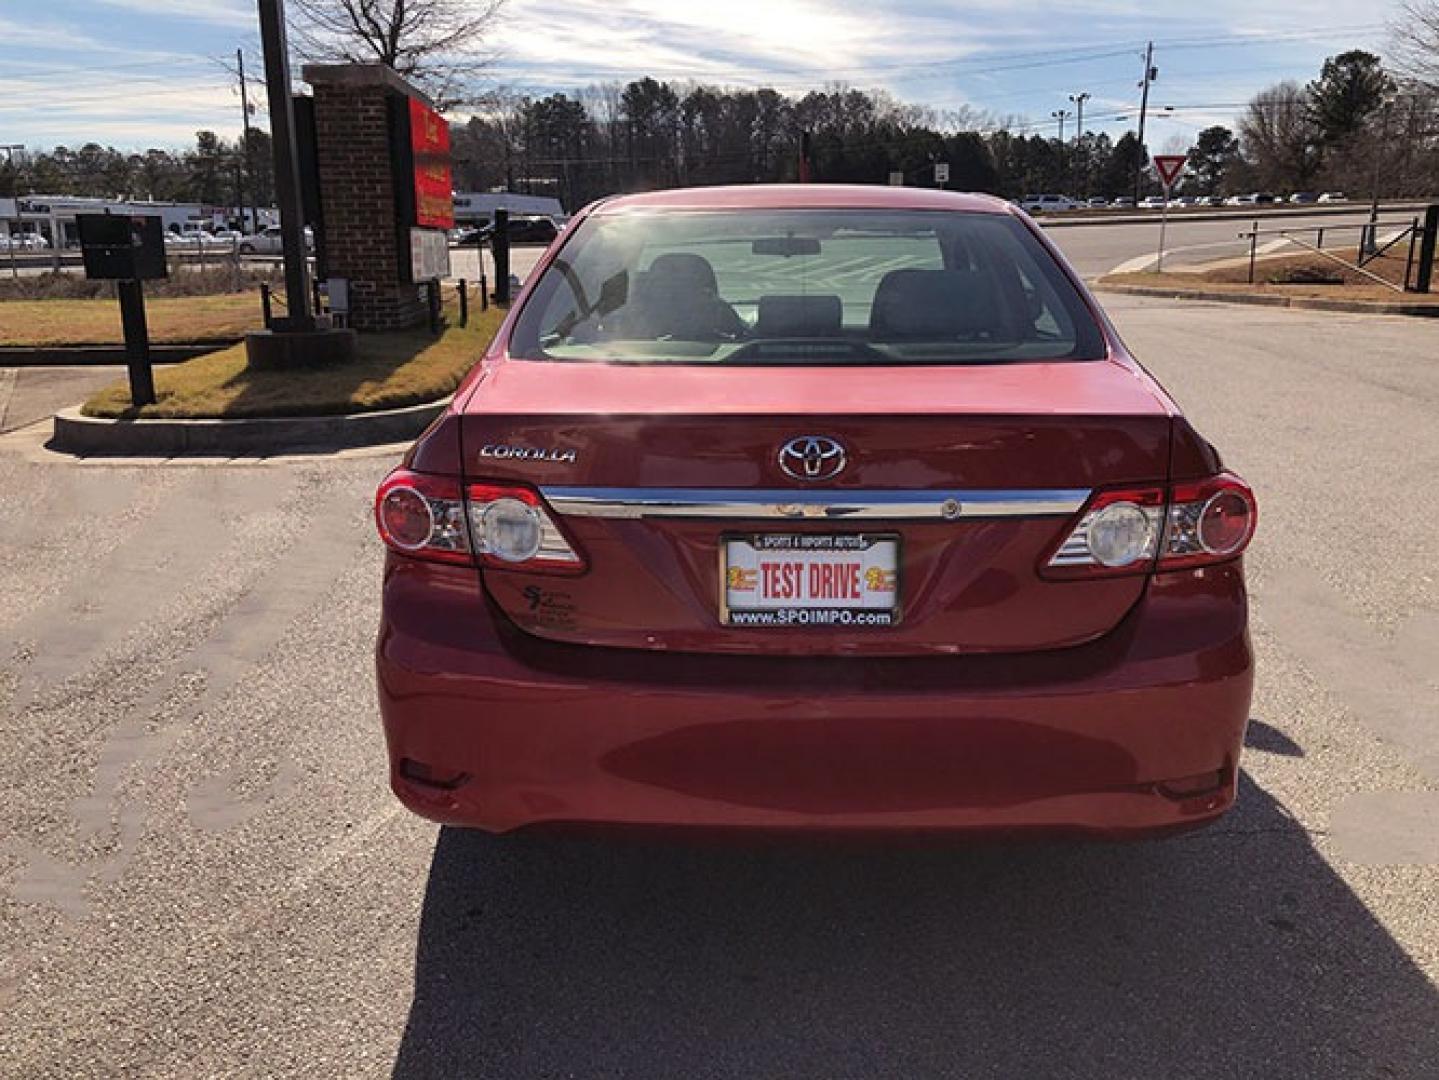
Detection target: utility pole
<box><xmin>256</xmin><ymin>0</ymin><xmax>312</xmax><ymax>329</ymax></box>
<box><xmin>1133</xmin><ymin>41</ymin><xmax>1156</xmax><ymax>203</ymax></box>
<box><xmin>236</xmin><ymin>48</ymin><xmax>261</xmax><ymax>234</ymax></box>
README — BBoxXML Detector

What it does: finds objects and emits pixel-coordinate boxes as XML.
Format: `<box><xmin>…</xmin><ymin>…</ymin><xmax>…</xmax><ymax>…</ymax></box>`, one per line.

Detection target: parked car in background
<box><xmin>1109</xmin><ymin>196</ymin><xmax>1136</xmax><ymax>209</ymax></box>
<box><xmin>373</xmin><ymin>183</ymin><xmax>1258</xmax><ymax>838</ymax></box>
<box><xmin>1200</xmin><ymin>195</ymin><xmax>1225</xmax><ymax>207</ymax></box>
<box><xmin>1018</xmin><ymin>194</ymin><xmax>1080</xmax><ymax>213</ymax></box>
<box><xmin>1174</xmin><ymin>196</ymin><xmax>1200</xmax><ymax>207</ymax></box>
<box><xmin>1086</xmin><ymin>196</ymin><xmax>1110</xmax><ymax>208</ymax></box>
<box><xmin>1318</xmin><ymin>191</ymin><xmax>1347</xmax><ymax>203</ymax></box>
<box><xmin>1253</xmin><ymin>193</ymin><xmax>1277</xmax><ymax>205</ymax></box>
<box><xmin>237</xmin><ymin>225</ymin><xmax>315</xmax><ymax>254</ymax></box>
<box><xmin>1225</xmin><ymin>194</ymin><xmax>1258</xmax><ymax>207</ymax></box>
<box><xmin>1138</xmin><ymin>196</ymin><xmax>1168</xmax><ymax>209</ymax></box>
<box><xmin>1288</xmin><ymin>192</ymin><xmax>1317</xmax><ymax>204</ymax></box>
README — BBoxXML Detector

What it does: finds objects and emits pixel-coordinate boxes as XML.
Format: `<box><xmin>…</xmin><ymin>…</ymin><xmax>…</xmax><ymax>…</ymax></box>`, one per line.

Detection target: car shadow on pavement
<box><xmin>393</xmin><ymin>773</ymin><xmax>1439</xmax><ymax>1079</ymax></box>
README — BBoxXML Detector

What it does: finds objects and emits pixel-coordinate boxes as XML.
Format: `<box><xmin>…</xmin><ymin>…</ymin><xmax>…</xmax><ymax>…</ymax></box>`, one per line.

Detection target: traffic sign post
<box><xmin>934</xmin><ymin>162</ymin><xmax>950</xmax><ymax>188</ymax></box>
<box><xmin>1151</xmin><ymin>154</ymin><xmax>1187</xmax><ymax>274</ymax></box>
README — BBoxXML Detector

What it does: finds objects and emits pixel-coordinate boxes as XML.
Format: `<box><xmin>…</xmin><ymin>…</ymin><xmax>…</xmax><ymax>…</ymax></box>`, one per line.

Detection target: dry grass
<box><xmin>1100</xmin><ymin>246</ymin><xmax>1439</xmax><ymax>305</ymax></box>
<box><xmin>82</xmin><ymin>304</ymin><xmax>505</xmax><ymax>419</ymax></box>
<box><xmin>0</xmin><ymin>293</ymin><xmax>262</xmax><ymax>347</ymax></box>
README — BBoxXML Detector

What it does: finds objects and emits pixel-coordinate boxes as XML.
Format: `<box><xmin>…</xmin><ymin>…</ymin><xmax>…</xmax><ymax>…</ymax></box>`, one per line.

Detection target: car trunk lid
<box><xmin>460</xmin><ymin>358</ymin><xmax>1173</xmax><ymax>656</ymax></box>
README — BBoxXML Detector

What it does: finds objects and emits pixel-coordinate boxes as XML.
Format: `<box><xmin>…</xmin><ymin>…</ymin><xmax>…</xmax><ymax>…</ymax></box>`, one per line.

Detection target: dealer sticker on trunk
<box><xmin>721</xmin><ymin>534</ymin><xmax>900</xmax><ymax>628</ymax></box>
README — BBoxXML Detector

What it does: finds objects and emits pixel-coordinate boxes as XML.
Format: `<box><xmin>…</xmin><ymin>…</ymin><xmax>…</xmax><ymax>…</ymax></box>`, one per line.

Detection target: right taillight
<box><xmin>1043</xmin><ymin>472</ymin><xmax>1256</xmax><ymax>579</ymax></box>
<box><xmin>1158</xmin><ymin>473</ymin><xmax>1257</xmax><ymax>570</ymax></box>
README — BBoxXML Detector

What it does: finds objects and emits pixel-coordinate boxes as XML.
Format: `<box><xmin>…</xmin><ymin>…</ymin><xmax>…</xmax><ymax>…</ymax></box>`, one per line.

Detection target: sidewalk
<box><xmin>0</xmin><ymin>365</ymin><xmax>123</xmax><ymax>434</ymax></box>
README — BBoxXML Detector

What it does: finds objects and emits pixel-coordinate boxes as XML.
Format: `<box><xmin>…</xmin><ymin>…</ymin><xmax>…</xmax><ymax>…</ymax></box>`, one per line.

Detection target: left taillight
<box><xmin>1042</xmin><ymin>471</ymin><xmax>1256</xmax><ymax>579</ymax></box>
<box><xmin>374</xmin><ymin>468</ymin><xmax>584</xmax><ymax>573</ymax></box>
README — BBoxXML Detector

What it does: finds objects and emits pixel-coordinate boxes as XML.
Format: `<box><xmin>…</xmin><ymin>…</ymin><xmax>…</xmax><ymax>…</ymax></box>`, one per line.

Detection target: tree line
<box><xmin>452</xmin><ymin>82</ymin><xmax>1154</xmax><ymax>209</ymax></box>
<box><xmin>0</xmin><ymin>130</ymin><xmax>273</xmax><ymax>209</ymax></box>
<box><xmin>3</xmin><ymin>51</ymin><xmax>1433</xmax><ymax>213</ymax></box>
<box><xmin>440</xmin><ymin>48</ymin><xmax>1439</xmax><ymax>208</ymax></box>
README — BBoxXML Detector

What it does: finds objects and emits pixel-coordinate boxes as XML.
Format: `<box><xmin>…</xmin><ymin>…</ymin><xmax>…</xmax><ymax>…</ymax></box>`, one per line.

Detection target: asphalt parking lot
<box><xmin>1</xmin><ymin>293</ymin><xmax>1437</xmax><ymax>1078</ymax></box>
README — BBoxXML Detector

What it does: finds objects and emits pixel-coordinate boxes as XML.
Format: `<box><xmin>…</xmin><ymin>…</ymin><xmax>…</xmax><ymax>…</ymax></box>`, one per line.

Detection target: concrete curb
<box><xmin>1094</xmin><ymin>283</ymin><xmax>1439</xmax><ymax>317</ymax></box>
<box><xmin>50</xmin><ymin>397</ymin><xmax>447</xmax><ymax>456</ymax></box>
<box><xmin>0</xmin><ymin>343</ymin><xmax>237</xmax><ymax>366</ymax></box>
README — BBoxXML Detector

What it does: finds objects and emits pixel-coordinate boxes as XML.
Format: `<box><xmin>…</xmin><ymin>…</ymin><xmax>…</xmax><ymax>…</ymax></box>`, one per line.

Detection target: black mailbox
<box><xmin>77</xmin><ymin>214</ymin><xmax>167</xmax><ymax>281</ymax></box>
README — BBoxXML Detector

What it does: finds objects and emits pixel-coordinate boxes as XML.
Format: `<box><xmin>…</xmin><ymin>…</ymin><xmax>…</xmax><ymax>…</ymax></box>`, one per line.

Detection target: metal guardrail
<box><xmin>1236</xmin><ymin>208</ymin><xmax>1439</xmax><ymax>293</ymax></box>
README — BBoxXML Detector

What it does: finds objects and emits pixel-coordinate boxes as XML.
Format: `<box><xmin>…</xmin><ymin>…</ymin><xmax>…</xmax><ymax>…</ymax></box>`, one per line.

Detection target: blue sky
<box><xmin>0</xmin><ymin>0</ymin><xmax>1396</xmax><ymax>151</ymax></box>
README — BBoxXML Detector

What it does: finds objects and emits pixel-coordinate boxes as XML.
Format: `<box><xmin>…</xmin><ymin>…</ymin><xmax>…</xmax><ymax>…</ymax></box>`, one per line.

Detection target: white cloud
<box><xmin>91</xmin><ymin>0</ymin><xmax>255</xmax><ymax>29</ymax></box>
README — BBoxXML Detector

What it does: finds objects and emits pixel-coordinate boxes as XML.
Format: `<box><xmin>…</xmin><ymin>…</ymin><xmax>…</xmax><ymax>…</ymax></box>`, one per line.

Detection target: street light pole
<box><xmin>1365</xmin><ymin>97</ymin><xmax>1395</xmax><ymax>257</ymax></box>
<box><xmin>1051</xmin><ymin>109</ymin><xmax>1070</xmax><ymax>144</ymax></box>
<box><xmin>1070</xmin><ymin>91</ymin><xmax>1090</xmax><ymax>198</ymax></box>
<box><xmin>255</xmin><ymin>0</ymin><xmax>312</xmax><ymax>329</ymax></box>
<box><xmin>1052</xmin><ymin>109</ymin><xmax>1071</xmax><ymax>192</ymax></box>
<box><xmin>1068</xmin><ymin>92</ymin><xmax>1090</xmax><ymax>146</ymax></box>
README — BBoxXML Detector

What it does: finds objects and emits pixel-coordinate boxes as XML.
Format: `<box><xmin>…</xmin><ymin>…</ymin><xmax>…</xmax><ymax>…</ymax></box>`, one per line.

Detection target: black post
<box><xmin>260</xmin><ymin>282</ymin><xmax>273</xmax><ymax>327</ymax></box>
<box><xmin>1403</xmin><ymin>217</ymin><xmax>1418</xmax><ymax>292</ymax></box>
<box><xmin>1247</xmin><ymin>222</ymin><xmax>1258</xmax><ymax>285</ymax></box>
<box><xmin>479</xmin><ymin>270</ymin><xmax>488</xmax><ymax>311</ymax></box>
<box><xmin>427</xmin><ymin>280</ymin><xmax>441</xmax><ymax>334</ymax></box>
<box><xmin>492</xmin><ymin>209</ymin><xmax>511</xmax><ymax>305</ymax></box>
<box><xmin>458</xmin><ymin>279</ymin><xmax>468</xmax><ymax>327</ymax></box>
<box><xmin>1416</xmin><ymin>204</ymin><xmax>1438</xmax><ymax>295</ymax></box>
<box><xmin>256</xmin><ymin>0</ymin><xmax>313</xmax><ymax>330</ymax></box>
<box><xmin>117</xmin><ymin>280</ymin><xmax>156</xmax><ymax>407</ymax></box>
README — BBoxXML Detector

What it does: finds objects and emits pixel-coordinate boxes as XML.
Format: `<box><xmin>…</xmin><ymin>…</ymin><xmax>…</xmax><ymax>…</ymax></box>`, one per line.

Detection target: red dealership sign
<box><xmin>408</xmin><ymin>97</ymin><xmax>453</xmax><ymax>230</ymax></box>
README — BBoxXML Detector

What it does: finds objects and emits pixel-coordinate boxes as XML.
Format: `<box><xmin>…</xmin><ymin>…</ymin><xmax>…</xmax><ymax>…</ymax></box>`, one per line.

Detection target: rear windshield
<box><xmin>508</xmin><ymin>208</ymin><xmax>1105</xmax><ymax>365</ymax></box>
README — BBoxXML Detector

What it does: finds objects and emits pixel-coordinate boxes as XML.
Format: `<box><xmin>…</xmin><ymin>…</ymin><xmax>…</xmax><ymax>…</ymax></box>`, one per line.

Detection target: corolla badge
<box><xmin>778</xmin><ymin>435</ymin><xmax>847</xmax><ymax>482</ymax></box>
<box><xmin>479</xmin><ymin>444</ymin><xmax>577</xmax><ymax>464</ymax></box>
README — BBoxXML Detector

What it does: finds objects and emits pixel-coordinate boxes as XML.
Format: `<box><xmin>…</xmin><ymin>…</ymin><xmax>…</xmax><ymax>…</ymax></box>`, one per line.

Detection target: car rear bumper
<box><xmin>376</xmin><ymin>558</ymin><xmax>1253</xmax><ymax>836</ymax></box>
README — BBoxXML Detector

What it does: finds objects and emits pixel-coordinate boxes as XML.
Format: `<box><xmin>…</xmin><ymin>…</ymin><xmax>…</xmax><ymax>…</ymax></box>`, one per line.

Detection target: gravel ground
<box><xmin>0</xmin><ymin>293</ymin><xmax>1436</xmax><ymax>1079</ymax></box>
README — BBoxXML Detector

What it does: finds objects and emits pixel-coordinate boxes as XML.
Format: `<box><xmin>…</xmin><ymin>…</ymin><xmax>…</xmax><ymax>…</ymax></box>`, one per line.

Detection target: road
<box><xmin>1</xmin><ymin>292</ymin><xmax>1436</xmax><ymax>1078</ymax></box>
<box><xmin>1042</xmin><ymin>207</ymin><xmax>1414</xmax><ymax>277</ymax></box>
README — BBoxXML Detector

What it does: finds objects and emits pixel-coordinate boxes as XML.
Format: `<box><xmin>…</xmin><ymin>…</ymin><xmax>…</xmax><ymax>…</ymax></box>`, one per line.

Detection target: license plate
<box><xmin>721</xmin><ymin>534</ymin><xmax>900</xmax><ymax>628</ymax></box>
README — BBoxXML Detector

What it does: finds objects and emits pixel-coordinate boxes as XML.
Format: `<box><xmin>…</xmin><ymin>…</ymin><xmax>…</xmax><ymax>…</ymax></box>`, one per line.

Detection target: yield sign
<box><xmin>1153</xmin><ymin>154</ymin><xmax>1187</xmax><ymax>190</ymax></box>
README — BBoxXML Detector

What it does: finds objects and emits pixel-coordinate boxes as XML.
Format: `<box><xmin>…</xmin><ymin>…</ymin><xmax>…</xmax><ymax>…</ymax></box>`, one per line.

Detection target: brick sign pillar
<box><xmin>303</xmin><ymin>64</ymin><xmax>453</xmax><ymax>332</ymax></box>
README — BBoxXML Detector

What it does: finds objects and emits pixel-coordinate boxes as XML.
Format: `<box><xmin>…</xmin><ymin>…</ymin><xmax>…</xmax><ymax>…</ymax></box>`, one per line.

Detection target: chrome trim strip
<box><xmin>540</xmin><ymin>487</ymin><xmax>1089</xmax><ymax>521</ymax></box>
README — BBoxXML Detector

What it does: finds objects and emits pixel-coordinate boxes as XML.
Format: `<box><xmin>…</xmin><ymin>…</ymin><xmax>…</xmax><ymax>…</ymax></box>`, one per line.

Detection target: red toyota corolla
<box><xmin>374</xmin><ymin>185</ymin><xmax>1256</xmax><ymax>837</ymax></box>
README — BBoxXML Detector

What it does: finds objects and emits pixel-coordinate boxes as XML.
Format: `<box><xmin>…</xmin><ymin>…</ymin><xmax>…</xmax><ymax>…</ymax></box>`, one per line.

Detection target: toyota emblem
<box><xmin>778</xmin><ymin>436</ymin><xmax>847</xmax><ymax>482</ymax></box>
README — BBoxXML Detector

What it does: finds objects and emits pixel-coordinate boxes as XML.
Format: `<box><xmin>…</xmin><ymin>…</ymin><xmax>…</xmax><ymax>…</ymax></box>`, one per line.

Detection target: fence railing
<box><xmin>1237</xmin><ymin>207</ymin><xmax>1439</xmax><ymax>293</ymax></box>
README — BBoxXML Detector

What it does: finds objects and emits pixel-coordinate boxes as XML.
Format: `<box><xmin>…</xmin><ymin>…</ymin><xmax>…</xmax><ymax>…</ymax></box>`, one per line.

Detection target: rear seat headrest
<box><xmin>756</xmin><ymin>294</ymin><xmax>843</xmax><ymax>337</ymax></box>
<box><xmin>870</xmin><ymin>268</ymin><xmax>1000</xmax><ymax>339</ymax></box>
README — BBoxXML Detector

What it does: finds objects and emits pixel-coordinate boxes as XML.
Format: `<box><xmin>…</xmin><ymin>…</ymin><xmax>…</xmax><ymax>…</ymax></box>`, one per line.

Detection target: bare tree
<box><xmin>289</xmin><ymin>0</ymin><xmax>507</xmax><ymax>107</ymax></box>
<box><xmin>1390</xmin><ymin>2</ymin><xmax>1439</xmax><ymax>87</ymax></box>
<box><xmin>1238</xmin><ymin>81</ymin><xmax>1322</xmax><ymax>190</ymax></box>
